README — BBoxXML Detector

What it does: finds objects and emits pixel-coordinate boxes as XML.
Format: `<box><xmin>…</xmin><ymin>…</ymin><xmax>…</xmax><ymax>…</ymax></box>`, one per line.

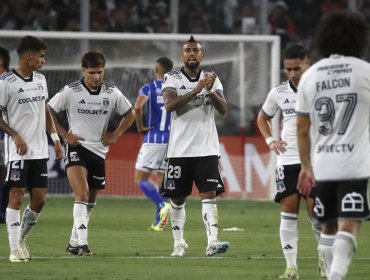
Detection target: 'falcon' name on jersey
<box><xmin>296</xmin><ymin>55</ymin><xmax>370</xmax><ymax>181</ymax></box>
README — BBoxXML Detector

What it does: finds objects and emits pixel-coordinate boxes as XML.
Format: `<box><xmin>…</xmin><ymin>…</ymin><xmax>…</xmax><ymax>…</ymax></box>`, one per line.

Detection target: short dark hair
<box><xmin>0</xmin><ymin>46</ymin><xmax>10</xmax><ymax>71</ymax></box>
<box><xmin>156</xmin><ymin>57</ymin><xmax>173</xmax><ymax>73</ymax></box>
<box><xmin>81</xmin><ymin>51</ymin><xmax>106</xmax><ymax>68</ymax></box>
<box><xmin>315</xmin><ymin>11</ymin><xmax>369</xmax><ymax>58</ymax></box>
<box><xmin>283</xmin><ymin>44</ymin><xmax>307</xmax><ymax>60</ymax></box>
<box><xmin>16</xmin><ymin>36</ymin><xmax>47</xmax><ymax>55</ymax></box>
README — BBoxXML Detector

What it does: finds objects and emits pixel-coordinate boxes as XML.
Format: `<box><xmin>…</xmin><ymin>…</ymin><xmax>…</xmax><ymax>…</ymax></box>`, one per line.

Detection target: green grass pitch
<box><xmin>0</xmin><ymin>197</ymin><xmax>369</xmax><ymax>279</ymax></box>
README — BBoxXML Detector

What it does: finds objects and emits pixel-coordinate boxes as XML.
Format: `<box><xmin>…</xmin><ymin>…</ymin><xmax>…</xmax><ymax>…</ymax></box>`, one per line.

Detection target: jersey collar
<box><xmin>81</xmin><ymin>79</ymin><xmax>101</xmax><ymax>95</ymax></box>
<box><xmin>289</xmin><ymin>80</ymin><xmax>297</xmax><ymax>93</ymax></box>
<box><xmin>12</xmin><ymin>68</ymin><xmax>33</xmax><ymax>82</ymax></box>
<box><xmin>181</xmin><ymin>67</ymin><xmax>202</xmax><ymax>82</ymax></box>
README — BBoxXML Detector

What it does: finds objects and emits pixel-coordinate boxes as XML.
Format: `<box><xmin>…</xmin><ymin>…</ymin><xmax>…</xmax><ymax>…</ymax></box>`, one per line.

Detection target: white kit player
<box><xmin>0</xmin><ymin>36</ymin><xmax>63</xmax><ymax>262</ymax></box>
<box><xmin>257</xmin><ymin>45</ymin><xmax>323</xmax><ymax>279</ymax></box>
<box><xmin>161</xmin><ymin>36</ymin><xmax>229</xmax><ymax>257</ymax></box>
<box><xmin>48</xmin><ymin>51</ymin><xmax>135</xmax><ymax>256</ymax></box>
<box><xmin>297</xmin><ymin>11</ymin><xmax>370</xmax><ymax>279</ymax></box>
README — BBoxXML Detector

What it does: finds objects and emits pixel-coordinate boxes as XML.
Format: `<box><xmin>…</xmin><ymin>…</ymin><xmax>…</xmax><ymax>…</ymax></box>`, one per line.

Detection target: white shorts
<box><xmin>135</xmin><ymin>143</ymin><xmax>167</xmax><ymax>173</ymax></box>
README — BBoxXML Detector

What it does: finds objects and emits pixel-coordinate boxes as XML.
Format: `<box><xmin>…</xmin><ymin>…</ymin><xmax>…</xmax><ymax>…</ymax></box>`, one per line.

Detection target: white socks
<box><xmin>170</xmin><ymin>200</ymin><xmax>185</xmax><ymax>245</ymax></box>
<box><xmin>202</xmin><ymin>198</ymin><xmax>218</xmax><ymax>244</ymax></box>
<box><xmin>6</xmin><ymin>208</ymin><xmax>21</xmax><ymax>251</ymax></box>
<box><xmin>20</xmin><ymin>205</ymin><xmax>40</xmax><ymax>242</ymax></box>
<box><xmin>280</xmin><ymin>212</ymin><xmax>298</xmax><ymax>268</ymax></box>
<box><xmin>70</xmin><ymin>202</ymin><xmax>95</xmax><ymax>247</ymax></box>
<box><xmin>330</xmin><ymin>231</ymin><xmax>356</xmax><ymax>279</ymax></box>
<box><xmin>319</xmin><ymin>233</ymin><xmax>335</xmax><ymax>277</ymax></box>
<box><xmin>72</xmin><ymin>202</ymin><xmax>88</xmax><ymax>246</ymax></box>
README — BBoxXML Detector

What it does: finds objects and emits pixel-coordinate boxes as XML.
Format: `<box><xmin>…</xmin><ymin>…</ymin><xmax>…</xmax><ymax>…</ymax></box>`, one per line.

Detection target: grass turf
<box><xmin>0</xmin><ymin>197</ymin><xmax>369</xmax><ymax>279</ymax></box>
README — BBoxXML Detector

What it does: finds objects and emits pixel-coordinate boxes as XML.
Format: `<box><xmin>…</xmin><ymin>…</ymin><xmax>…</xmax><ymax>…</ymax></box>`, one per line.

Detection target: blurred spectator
<box><xmin>268</xmin><ymin>1</ymin><xmax>297</xmax><ymax>50</ymax></box>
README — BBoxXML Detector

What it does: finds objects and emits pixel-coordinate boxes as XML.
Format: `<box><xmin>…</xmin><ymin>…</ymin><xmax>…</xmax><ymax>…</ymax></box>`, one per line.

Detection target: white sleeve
<box><xmin>261</xmin><ymin>88</ymin><xmax>278</xmax><ymax>118</ymax></box>
<box><xmin>115</xmin><ymin>90</ymin><xmax>132</xmax><ymax>115</ymax></box>
<box><xmin>48</xmin><ymin>86</ymin><xmax>69</xmax><ymax>113</ymax></box>
<box><xmin>296</xmin><ymin>75</ymin><xmax>310</xmax><ymax>115</ymax></box>
<box><xmin>0</xmin><ymin>80</ymin><xmax>10</xmax><ymax>111</ymax></box>
<box><xmin>213</xmin><ymin>77</ymin><xmax>223</xmax><ymax>92</ymax></box>
<box><xmin>161</xmin><ymin>73</ymin><xmax>177</xmax><ymax>93</ymax></box>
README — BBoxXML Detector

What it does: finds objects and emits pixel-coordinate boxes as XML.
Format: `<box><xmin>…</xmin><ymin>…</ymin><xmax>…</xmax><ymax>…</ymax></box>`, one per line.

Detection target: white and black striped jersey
<box><xmin>49</xmin><ymin>79</ymin><xmax>132</xmax><ymax>159</ymax></box>
<box><xmin>162</xmin><ymin>68</ymin><xmax>223</xmax><ymax>157</ymax></box>
<box><xmin>297</xmin><ymin>55</ymin><xmax>370</xmax><ymax>181</ymax></box>
<box><xmin>262</xmin><ymin>80</ymin><xmax>300</xmax><ymax>166</ymax></box>
<box><xmin>0</xmin><ymin>70</ymin><xmax>49</xmax><ymax>162</ymax></box>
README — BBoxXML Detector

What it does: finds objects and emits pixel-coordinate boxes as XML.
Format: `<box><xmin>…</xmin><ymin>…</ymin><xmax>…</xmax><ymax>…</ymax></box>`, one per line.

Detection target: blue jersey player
<box><xmin>134</xmin><ymin>57</ymin><xmax>173</xmax><ymax>231</ymax></box>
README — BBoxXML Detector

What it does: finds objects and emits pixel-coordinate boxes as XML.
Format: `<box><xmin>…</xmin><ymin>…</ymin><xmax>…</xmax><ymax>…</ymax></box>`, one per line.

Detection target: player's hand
<box><xmin>268</xmin><ymin>140</ymin><xmax>287</xmax><ymax>155</ymax></box>
<box><xmin>13</xmin><ymin>133</ymin><xmax>27</xmax><ymax>156</ymax></box>
<box><xmin>54</xmin><ymin>140</ymin><xmax>64</xmax><ymax>160</ymax></box>
<box><xmin>137</xmin><ymin>126</ymin><xmax>153</xmax><ymax>134</ymax></box>
<box><xmin>193</xmin><ymin>72</ymin><xmax>217</xmax><ymax>95</ymax></box>
<box><xmin>101</xmin><ymin>132</ymin><xmax>119</xmax><ymax>146</ymax></box>
<box><xmin>297</xmin><ymin>169</ymin><xmax>315</xmax><ymax>197</ymax></box>
<box><xmin>63</xmin><ymin>131</ymin><xmax>84</xmax><ymax>147</ymax></box>
<box><xmin>205</xmin><ymin>71</ymin><xmax>217</xmax><ymax>91</ymax></box>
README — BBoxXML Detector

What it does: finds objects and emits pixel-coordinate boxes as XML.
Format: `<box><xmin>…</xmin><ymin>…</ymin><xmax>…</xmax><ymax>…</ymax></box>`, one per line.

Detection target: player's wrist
<box><xmin>265</xmin><ymin>136</ymin><xmax>275</xmax><ymax>146</ymax></box>
<box><xmin>50</xmin><ymin>132</ymin><xmax>60</xmax><ymax>143</ymax></box>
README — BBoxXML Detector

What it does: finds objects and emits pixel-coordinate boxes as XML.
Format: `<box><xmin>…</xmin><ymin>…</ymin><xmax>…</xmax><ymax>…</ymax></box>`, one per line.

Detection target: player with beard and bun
<box><xmin>134</xmin><ymin>57</ymin><xmax>173</xmax><ymax>231</ymax></box>
<box><xmin>297</xmin><ymin>10</ymin><xmax>370</xmax><ymax>279</ymax></box>
<box><xmin>161</xmin><ymin>35</ymin><xmax>229</xmax><ymax>257</ymax></box>
<box><xmin>0</xmin><ymin>36</ymin><xmax>63</xmax><ymax>262</ymax></box>
<box><xmin>257</xmin><ymin>44</ymin><xmax>323</xmax><ymax>279</ymax></box>
<box><xmin>48</xmin><ymin>51</ymin><xmax>135</xmax><ymax>256</ymax></box>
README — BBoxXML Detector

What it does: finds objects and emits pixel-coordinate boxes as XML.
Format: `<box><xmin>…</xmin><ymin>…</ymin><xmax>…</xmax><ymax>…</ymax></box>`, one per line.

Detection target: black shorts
<box><xmin>274</xmin><ymin>164</ymin><xmax>316</xmax><ymax>203</ymax></box>
<box><xmin>5</xmin><ymin>159</ymin><xmax>48</xmax><ymax>189</ymax></box>
<box><xmin>64</xmin><ymin>145</ymin><xmax>106</xmax><ymax>190</ymax></box>
<box><xmin>161</xmin><ymin>156</ymin><xmax>225</xmax><ymax>198</ymax></box>
<box><xmin>314</xmin><ymin>179</ymin><xmax>370</xmax><ymax>222</ymax></box>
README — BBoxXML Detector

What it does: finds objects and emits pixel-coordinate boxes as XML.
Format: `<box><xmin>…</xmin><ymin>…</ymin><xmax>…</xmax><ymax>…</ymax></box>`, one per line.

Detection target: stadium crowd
<box><xmin>2</xmin><ymin>0</ymin><xmax>369</xmax><ymax>49</ymax></box>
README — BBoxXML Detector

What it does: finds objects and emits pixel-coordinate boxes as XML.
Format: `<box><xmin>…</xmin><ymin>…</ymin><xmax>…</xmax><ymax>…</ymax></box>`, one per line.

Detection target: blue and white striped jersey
<box><xmin>139</xmin><ymin>80</ymin><xmax>170</xmax><ymax>144</ymax></box>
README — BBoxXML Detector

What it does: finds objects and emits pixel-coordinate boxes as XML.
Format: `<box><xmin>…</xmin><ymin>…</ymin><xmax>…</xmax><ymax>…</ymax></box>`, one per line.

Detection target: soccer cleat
<box><xmin>206</xmin><ymin>241</ymin><xmax>230</xmax><ymax>256</ymax></box>
<box><xmin>279</xmin><ymin>267</ymin><xmax>299</xmax><ymax>279</ymax></box>
<box><xmin>318</xmin><ymin>252</ymin><xmax>326</xmax><ymax>277</ymax></box>
<box><xmin>9</xmin><ymin>249</ymin><xmax>28</xmax><ymax>263</ymax></box>
<box><xmin>171</xmin><ymin>240</ymin><xmax>189</xmax><ymax>257</ymax></box>
<box><xmin>147</xmin><ymin>223</ymin><xmax>163</xmax><ymax>231</ymax></box>
<box><xmin>20</xmin><ymin>241</ymin><xmax>31</xmax><ymax>261</ymax></box>
<box><xmin>158</xmin><ymin>202</ymin><xmax>170</xmax><ymax>228</ymax></box>
<box><xmin>78</xmin><ymin>244</ymin><xmax>92</xmax><ymax>256</ymax></box>
<box><xmin>66</xmin><ymin>243</ymin><xmax>79</xmax><ymax>255</ymax></box>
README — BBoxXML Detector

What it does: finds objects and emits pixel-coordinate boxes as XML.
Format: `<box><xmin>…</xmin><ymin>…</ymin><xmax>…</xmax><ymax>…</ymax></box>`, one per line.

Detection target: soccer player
<box><xmin>257</xmin><ymin>44</ymin><xmax>323</xmax><ymax>279</ymax></box>
<box><xmin>134</xmin><ymin>57</ymin><xmax>173</xmax><ymax>231</ymax></box>
<box><xmin>0</xmin><ymin>36</ymin><xmax>63</xmax><ymax>262</ymax></box>
<box><xmin>296</xmin><ymin>10</ymin><xmax>370</xmax><ymax>280</ymax></box>
<box><xmin>48</xmin><ymin>51</ymin><xmax>135</xmax><ymax>256</ymax></box>
<box><xmin>0</xmin><ymin>46</ymin><xmax>10</xmax><ymax>223</ymax></box>
<box><xmin>161</xmin><ymin>35</ymin><xmax>229</xmax><ymax>257</ymax></box>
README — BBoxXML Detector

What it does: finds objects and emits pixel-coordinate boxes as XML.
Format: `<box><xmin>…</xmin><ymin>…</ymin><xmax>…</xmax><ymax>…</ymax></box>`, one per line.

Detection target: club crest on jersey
<box><xmin>103</xmin><ymin>98</ymin><xmax>109</xmax><ymax>107</ymax></box>
<box><xmin>37</xmin><ymin>83</ymin><xmax>44</xmax><ymax>91</ymax></box>
<box><xmin>166</xmin><ymin>179</ymin><xmax>176</xmax><ymax>191</ymax></box>
<box><xmin>10</xmin><ymin>170</ymin><xmax>21</xmax><ymax>181</ymax></box>
<box><xmin>276</xmin><ymin>181</ymin><xmax>286</xmax><ymax>193</ymax></box>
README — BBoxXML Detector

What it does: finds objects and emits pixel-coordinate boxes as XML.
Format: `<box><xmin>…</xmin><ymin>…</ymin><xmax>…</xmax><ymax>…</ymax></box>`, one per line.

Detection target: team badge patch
<box><xmin>10</xmin><ymin>170</ymin><xmax>21</xmax><ymax>181</ymax></box>
<box><xmin>276</xmin><ymin>181</ymin><xmax>286</xmax><ymax>193</ymax></box>
<box><xmin>166</xmin><ymin>179</ymin><xmax>176</xmax><ymax>191</ymax></box>
<box><xmin>103</xmin><ymin>98</ymin><xmax>109</xmax><ymax>107</ymax></box>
